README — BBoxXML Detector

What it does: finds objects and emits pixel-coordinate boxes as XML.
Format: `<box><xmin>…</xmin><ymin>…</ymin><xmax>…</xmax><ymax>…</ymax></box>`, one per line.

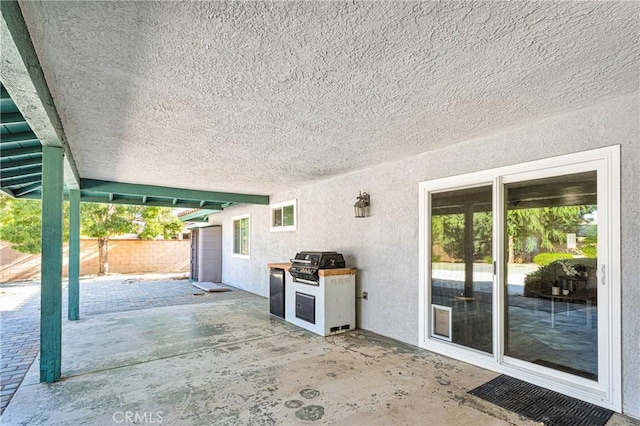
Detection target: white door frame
<box><xmin>418</xmin><ymin>145</ymin><xmax>621</xmax><ymax>411</ymax></box>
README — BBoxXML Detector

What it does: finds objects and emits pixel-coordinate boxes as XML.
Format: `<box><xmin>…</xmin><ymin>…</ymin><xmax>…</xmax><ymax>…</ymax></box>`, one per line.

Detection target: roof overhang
<box><xmin>1</xmin><ymin>1</ymin><xmax>269</xmax><ymax>210</ymax></box>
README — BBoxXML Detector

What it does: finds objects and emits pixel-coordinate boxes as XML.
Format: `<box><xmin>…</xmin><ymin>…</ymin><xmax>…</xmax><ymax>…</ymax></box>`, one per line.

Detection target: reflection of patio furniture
<box><xmin>454</xmin><ymin>295</ymin><xmax>477</xmax><ymax>313</ymax></box>
<box><xmin>557</xmin><ymin>275</ymin><xmax>587</xmax><ymax>293</ymax></box>
<box><xmin>524</xmin><ymin>260</ymin><xmax>597</xmax><ymax>298</ymax></box>
<box><xmin>534</xmin><ymin>291</ymin><xmax>595</xmax><ymax>329</ymax></box>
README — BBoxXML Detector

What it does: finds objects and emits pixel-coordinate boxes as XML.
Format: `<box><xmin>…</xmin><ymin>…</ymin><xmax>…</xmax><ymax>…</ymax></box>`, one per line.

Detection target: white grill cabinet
<box><xmin>286</xmin><ymin>269</ymin><xmax>357</xmax><ymax>336</ymax></box>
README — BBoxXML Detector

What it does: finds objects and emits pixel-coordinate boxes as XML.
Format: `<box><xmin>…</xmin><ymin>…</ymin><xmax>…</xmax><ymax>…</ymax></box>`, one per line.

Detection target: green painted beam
<box><xmin>0</xmin><ymin>155</ymin><xmax>42</xmax><ymax>169</ymax></box>
<box><xmin>76</xmin><ymin>195</ymin><xmax>224</xmax><ymax>210</ymax></box>
<box><xmin>0</xmin><ymin>1</ymin><xmax>80</xmax><ymax>189</ymax></box>
<box><xmin>0</xmin><ymin>130</ymin><xmax>38</xmax><ymax>143</ymax></box>
<box><xmin>0</xmin><ymin>98</ymin><xmax>16</xmax><ymax>113</ymax></box>
<box><xmin>0</xmin><ymin>187</ymin><xmax>15</xmax><ymax>197</ymax></box>
<box><xmin>68</xmin><ymin>189</ymin><xmax>80</xmax><ymax>321</ymax></box>
<box><xmin>12</xmin><ymin>181</ymin><xmax>41</xmax><ymax>197</ymax></box>
<box><xmin>80</xmin><ymin>179</ymin><xmax>270</xmax><ymax>205</ymax></box>
<box><xmin>0</xmin><ymin>112</ymin><xmax>25</xmax><ymax>125</ymax></box>
<box><xmin>0</xmin><ymin>145</ymin><xmax>41</xmax><ymax>158</ymax></box>
<box><xmin>0</xmin><ymin>164</ymin><xmax>41</xmax><ymax>179</ymax></box>
<box><xmin>40</xmin><ymin>145</ymin><xmax>63</xmax><ymax>383</ymax></box>
<box><xmin>0</xmin><ymin>173</ymin><xmax>41</xmax><ymax>187</ymax></box>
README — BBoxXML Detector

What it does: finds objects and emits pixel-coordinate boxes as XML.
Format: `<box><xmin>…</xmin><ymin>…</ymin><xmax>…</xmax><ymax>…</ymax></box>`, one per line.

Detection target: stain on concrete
<box><xmin>295</xmin><ymin>405</ymin><xmax>325</xmax><ymax>421</ymax></box>
<box><xmin>196</xmin><ymin>323</ymin><xmax>229</xmax><ymax>336</ymax></box>
<box><xmin>435</xmin><ymin>375</ymin><xmax>451</xmax><ymax>386</ymax></box>
<box><xmin>394</xmin><ymin>389</ymin><xmax>408</xmax><ymax>398</ymax></box>
<box><xmin>248</xmin><ymin>401</ymin><xmax>278</xmax><ymax>425</ymax></box>
<box><xmin>300</xmin><ymin>388</ymin><xmax>320</xmax><ymax>399</ymax></box>
<box><xmin>284</xmin><ymin>400</ymin><xmax>304</xmax><ymax>409</ymax></box>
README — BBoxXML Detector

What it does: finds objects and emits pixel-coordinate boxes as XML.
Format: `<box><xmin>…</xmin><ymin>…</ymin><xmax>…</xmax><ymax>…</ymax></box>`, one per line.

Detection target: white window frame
<box><xmin>232</xmin><ymin>214</ymin><xmax>250</xmax><ymax>259</ymax></box>
<box><xmin>270</xmin><ymin>199</ymin><xmax>297</xmax><ymax>232</ymax></box>
<box><xmin>418</xmin><ymin>146</ymin><xmax>621</xmax><ymax>412</ymax></box>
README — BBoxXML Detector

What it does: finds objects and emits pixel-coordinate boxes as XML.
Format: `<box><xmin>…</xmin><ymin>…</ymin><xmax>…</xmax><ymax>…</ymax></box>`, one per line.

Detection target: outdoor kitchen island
<box><xmin>267</xmin><ymin>261</ymin><xmax>357</xmax><ymax>337</ymax></box>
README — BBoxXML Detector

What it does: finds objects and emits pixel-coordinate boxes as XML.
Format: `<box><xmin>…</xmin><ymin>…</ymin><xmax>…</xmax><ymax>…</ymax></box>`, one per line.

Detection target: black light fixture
<box><xmin>354</xmin><ymin>191</ymin><xmax>370</xmax><ymax>218</ymax></box>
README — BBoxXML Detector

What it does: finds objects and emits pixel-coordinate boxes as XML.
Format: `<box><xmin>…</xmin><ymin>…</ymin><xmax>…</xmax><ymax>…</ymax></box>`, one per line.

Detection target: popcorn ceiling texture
<box><xmin>18</xmin><ymin>1</ymin><xmax>639</xmax><ymax>194</ymax></box>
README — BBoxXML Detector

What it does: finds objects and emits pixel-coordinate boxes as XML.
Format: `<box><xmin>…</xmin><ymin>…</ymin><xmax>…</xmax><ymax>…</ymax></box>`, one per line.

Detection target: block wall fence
<box><xmin>0</xmin><ymin>239</ymin><xmax>190</xmax><ymax>282</ymax></box>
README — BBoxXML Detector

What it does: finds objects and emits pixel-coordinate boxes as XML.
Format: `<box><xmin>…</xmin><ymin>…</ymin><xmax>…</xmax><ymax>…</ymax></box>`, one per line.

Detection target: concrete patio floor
<box><xmin>2</xmin><ymin>288</ymin><xmax>636</xmax><ymax>425</ymax></box>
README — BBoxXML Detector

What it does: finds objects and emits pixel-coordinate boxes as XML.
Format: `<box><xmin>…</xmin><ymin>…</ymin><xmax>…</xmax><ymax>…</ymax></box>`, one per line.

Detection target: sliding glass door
<box><xmin>430</xmin><ymin>185</ymin><xmax>493</xmax><ymax>354</ymax></box>
<box><xmin>419</xmin><ymin>147</ymin><xmax>620</xmax><ymax>411</ymax></box>
<box><xmin>504</xmin><ymin>171</ymin><xmax>598</xmax><ymax>381</ymax></box>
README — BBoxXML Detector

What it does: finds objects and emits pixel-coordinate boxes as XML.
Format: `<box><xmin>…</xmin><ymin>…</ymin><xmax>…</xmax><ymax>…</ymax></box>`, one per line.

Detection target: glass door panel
<box><xmin>504</xmin><ymin>171</ymin><xmax>598</xmax><ymax>380</ymax></box>
<box><xmin>430</xmin><ymin>185</ymin><xmax>493</xmax><ymax>354</ymax></box>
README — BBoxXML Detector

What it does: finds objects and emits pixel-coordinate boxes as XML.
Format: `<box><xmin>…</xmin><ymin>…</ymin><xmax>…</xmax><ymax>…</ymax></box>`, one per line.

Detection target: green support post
<box><xmin>40</xmin><ymin>146</ymin><xmax>64</xmax><ymax>383</ymax></box>
<box><xmin>68</xmin><ymin>189</ymin><xmax>80</xmax><ymax>321</ymax></box>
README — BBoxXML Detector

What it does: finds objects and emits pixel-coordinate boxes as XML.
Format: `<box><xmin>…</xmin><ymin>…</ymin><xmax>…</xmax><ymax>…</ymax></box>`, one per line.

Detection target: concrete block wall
<box><xmin>0</xmin><ymin>239</ymin><xmax>190</xmax><ymax>282</ymax></box>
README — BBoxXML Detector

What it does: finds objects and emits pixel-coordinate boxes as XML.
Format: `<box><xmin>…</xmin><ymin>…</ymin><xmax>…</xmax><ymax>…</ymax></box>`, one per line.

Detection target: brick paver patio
<box><xmin>0</xmin><ymin>274</ymin><xmax>234</xmax><ymax>415</ymax></box>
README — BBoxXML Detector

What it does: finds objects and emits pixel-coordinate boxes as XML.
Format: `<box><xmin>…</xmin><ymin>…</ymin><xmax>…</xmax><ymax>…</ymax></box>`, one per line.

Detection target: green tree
<box><xmin>138</xmin><ymin>207</ymin><xmax>183</xmax><ymax>240</ymax></box>
<box><xmin>432</xmin><ymin>213</ymin><xmax>464</xmax><ymax>261</ymax></box>
<box><xmin>0</xmin><ymin>195</ymin><xmax>68</xmax><ymax>254</ymax></box>
<box><xmin>1</xmin><ymin>197</ymin><xmax>184</xmax><ymax>274</ymax></box>
<box><xmin>81</xmin><ymin>203</ymin><xmax>139</xmax><ymax>275</ymax></box>
<box><xmin>506</xmin><ymin>206</ymin><xmax>595</xmax><ymax>263</ymax></box>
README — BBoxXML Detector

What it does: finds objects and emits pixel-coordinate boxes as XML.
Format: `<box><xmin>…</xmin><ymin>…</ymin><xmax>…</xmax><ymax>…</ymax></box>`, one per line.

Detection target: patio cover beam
<box><xmin>0</xmin><ymin>155</ymin><xmax>43</xmax><ymax>170</ymax></box>
<box><xmin>0</xmin><ymin>173</ymin><xmax>41</xmax><ymax>187</ymax></box>
<box><xmin>75</xmin><ymin>195</ymin><xmax>225</xmax><ymax>210</ymax></box>
<box><xmin>0</xmin><ymin>164</ymin><xmax>41</xmax><ymax>179</ymax></box>
<box><xmin>0</xmin><ymin>1</ymin><xmax>79</xmax><ymax>189</ymax></box>
<box><xmin>11</xmin><ymin>181</ymin><xmax>41</xmax><ymax>197</ymax></box>
<box><xmin>0</xmin><ymin>145</ymin><xmax>41</xmax><ymax>159</ymax></box>
<box><xmin>0</xmin><ymin>130</ymin><xmax>39</xmax><ymax>144</ymax></box>
<box><xmin>81</xmin><ymin>179</ymin><xmax>270</xmax><ymax>206</ymax></box>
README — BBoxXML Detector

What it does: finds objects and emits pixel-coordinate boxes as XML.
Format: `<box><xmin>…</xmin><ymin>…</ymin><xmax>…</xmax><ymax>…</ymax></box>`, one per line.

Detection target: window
<box><xmin>270</xmin><ymin>199</ymin><xmax>297</xmax><ymax>232</ymax></box>
<box><xmin>232</xmin><ymin>214</ymin><xmax>250</xmax><ymax>258</ymax></box>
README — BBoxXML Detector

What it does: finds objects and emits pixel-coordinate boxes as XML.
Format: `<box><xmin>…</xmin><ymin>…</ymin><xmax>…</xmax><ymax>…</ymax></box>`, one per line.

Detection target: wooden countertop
<box><xmin>319</xmin><ymin>268</ymin><xmax>357</xmax><ymax>276</ymax></box>
<box><xmin>267</xmin><ymin>263</ymin><xmax>356</xmax><ymax>276</ymax></box>
<box><xmin>268</xmin><ymin>262</ymin><xmax>292</xmax><ymax>271</ymax></box>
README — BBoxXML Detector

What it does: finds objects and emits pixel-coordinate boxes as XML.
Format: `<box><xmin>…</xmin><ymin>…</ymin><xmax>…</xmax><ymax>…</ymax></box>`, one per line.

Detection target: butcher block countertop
<box><xmin>267</xmin><ymin>263</ymin><xmax>356</xmax><ymax>276</ymax></box>
<box><xmin>318</xmin><ymin>268</ymin><xmax>357</xmax><ymax>276</ymax></box>
<box><xmin>268</xmin><ymin>262</ymin><xmax>292</xmax><ymax>271</ymax></box>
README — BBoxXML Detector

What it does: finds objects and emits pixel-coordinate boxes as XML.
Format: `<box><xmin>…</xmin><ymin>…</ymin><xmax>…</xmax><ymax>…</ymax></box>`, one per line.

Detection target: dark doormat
<box><xmin>468</xmin><ymin>375</ymin><xmax>613</xmax><ymax>426</ymax></box>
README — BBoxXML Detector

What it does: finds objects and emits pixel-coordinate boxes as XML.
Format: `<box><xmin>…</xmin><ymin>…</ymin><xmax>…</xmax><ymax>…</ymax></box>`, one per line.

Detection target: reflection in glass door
<box><xmin>430</xmin><ymin>185</ymin><xmax>493</xmax><ymax>354</ymax></box>
<box><xmin>504</xmin><ymin>171</ymin><xmax>598</xmax><ymax>380</ymax></box>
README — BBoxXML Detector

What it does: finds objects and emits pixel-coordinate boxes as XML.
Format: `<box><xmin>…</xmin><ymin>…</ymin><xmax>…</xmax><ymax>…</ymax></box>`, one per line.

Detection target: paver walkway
<box><xmin>0</xmin><ymin>273</ymin><xmax>233</xmax><ymax>416</ymax></box>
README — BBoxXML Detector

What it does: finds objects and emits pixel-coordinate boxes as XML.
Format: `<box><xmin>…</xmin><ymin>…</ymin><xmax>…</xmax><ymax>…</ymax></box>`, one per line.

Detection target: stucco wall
<box><xmin>209</xmin><ymin>93</ymin><xmax>639</xmax><ymax>417</ymax></box>
<box><xmin>1</xmin><ymin>239</ymin><xmax>190</xmax><ymax>282</ymax></box>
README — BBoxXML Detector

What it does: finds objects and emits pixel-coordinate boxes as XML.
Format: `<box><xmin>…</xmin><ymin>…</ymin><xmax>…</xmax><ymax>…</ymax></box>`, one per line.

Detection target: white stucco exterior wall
<box><xmin>209</xmin><ymin>93</ymin><xmax>639</xmax><ymax>418</ymax></box>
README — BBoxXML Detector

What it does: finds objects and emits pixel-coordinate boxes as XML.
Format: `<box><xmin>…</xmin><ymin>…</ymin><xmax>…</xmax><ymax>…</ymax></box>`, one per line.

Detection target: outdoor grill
<box><xmin>289</xmin><ymin>251</ymin><xmax>346</xmax><ymax>285</ymax></box>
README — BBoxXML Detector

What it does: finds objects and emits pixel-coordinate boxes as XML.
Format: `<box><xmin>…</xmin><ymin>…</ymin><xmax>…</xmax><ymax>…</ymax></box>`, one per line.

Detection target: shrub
<box><xmin>532</xmin><ymin>252</ymin><xmax>573</xmax><ymax>267</ymax></box>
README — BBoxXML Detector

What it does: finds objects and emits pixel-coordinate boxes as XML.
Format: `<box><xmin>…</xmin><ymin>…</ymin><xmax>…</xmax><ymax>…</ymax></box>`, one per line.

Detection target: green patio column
<box><xmin>40</xmin><ymin>145</ymin><xmax>64</xmax><ymax>383</ymax></box>
<box><xmin>68</xmin><ymin>189</ymin><xmax>80</xmax><ymax>321</ymax></box>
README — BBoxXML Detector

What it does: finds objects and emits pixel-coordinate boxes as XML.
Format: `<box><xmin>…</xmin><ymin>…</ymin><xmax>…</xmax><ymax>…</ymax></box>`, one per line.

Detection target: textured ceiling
<box><xmin>17</xmin><ymin>1</ymin><xmax>639</xmax><ymax>195</ymax></box>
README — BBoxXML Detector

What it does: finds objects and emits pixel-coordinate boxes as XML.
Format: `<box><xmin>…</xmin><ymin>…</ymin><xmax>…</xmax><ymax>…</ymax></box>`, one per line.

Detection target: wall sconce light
<box><xmin>354</xmin><ymin>191</ymin><xmax>370</xmax><ymax>218</ymax></box>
